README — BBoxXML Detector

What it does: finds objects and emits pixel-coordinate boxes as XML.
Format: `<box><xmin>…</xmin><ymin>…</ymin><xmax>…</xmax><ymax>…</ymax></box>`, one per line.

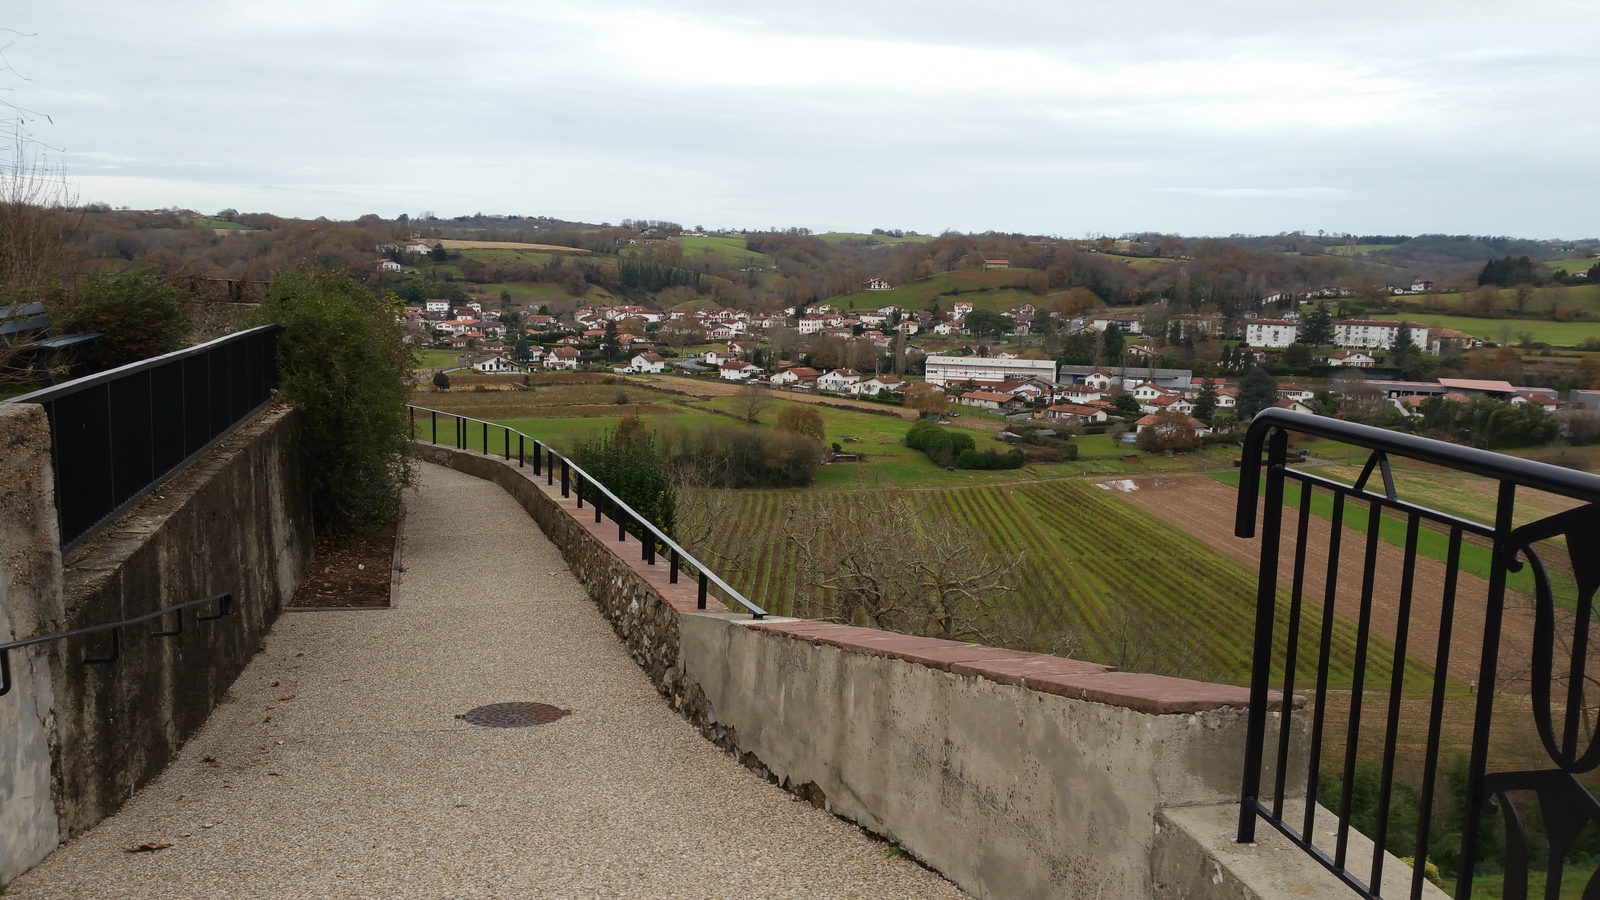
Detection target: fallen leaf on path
<box><xmin>123</xmin><ymin>841</ymin><xmax>173</xmax><ymax>853</ymax></box>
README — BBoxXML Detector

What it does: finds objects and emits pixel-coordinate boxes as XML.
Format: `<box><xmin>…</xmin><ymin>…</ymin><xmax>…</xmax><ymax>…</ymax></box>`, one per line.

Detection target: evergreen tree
<box><xmin>601</xmin><ymin>320</ymin><xmax>621</xmax><ymax>361</ymax></box>
<box><xmin>1236</xmin><ymin>366</ymin><xmax>1279</xmax><ymax>420</ymax></box>
<box><xmin>1114</xmin><ymin>392</ymin><xmax>1142</xmax><ymax>418</ymax></box>
<box><xmin>1301</xmin><ymin>303</ymin><xmax>1335</xmax><ymax>346</ymax></box>
<box><xmin>1193</xmin><ymin>380</ymin><xmax>1218</xmax><ymax>423</ymax></box>
<box><xmin>1392</xmin><ymin>321</ymin><xmax>1414</xmax><ymax>354</ymax></box>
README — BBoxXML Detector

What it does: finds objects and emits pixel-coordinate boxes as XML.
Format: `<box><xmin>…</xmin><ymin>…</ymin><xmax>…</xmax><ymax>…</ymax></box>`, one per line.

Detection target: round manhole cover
<box><xmin>457</xmin><ymin>702</ymin><xmax>569</xmax><ymax>728</ymax></box>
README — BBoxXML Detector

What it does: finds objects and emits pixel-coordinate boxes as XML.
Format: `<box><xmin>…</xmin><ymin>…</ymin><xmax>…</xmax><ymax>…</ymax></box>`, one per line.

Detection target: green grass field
<box><xmin>672</xmin><ymin>235</ymin><xmax>768</xmax><ymax>262</ymax></box>
<box><xmin>465</xmin><ymin>282</ymin><xmax>616</xmax><ymax>306</ymax></box>
<box><xmin>1371</xmin><ymin>311</ymin><xmax>1600</xmax><ymax>346</ymax></box>
<box><xmin>1547</xmin><ymin>257</ymin><xmax>1598</xmax><ymax>276</ymax></box>
<box><xmin>1402</xmin><ymin>284</ymin><xmax>1600</xmax><ymax>316</ymax></box>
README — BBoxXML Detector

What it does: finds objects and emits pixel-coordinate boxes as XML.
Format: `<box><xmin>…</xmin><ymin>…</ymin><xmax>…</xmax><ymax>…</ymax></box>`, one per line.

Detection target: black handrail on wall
<box><xmin>0</xmin><ymin>592</ymin><xmax>234</xmax><ymax>697</ymax></box>
<box><xmin>406</xmin><ymin>404</ymin><xmax>767</xmax><ymax>619</ymax></box>
<box><xmin>5</xmin><ymin>325</ymin><xmax>282</xmax><ymax>552</ymax></box>
<box><xmin>1235</xmin><ymin>408</ymin><xmax>1600</xmax><ymax>900</ymax></box>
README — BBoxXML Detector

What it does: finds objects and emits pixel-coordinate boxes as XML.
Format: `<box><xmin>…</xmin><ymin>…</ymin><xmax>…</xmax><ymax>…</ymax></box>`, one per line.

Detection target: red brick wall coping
<box><xmin>749</xmin><ymin>621</ymin><xmax>1297</xmax><ymax>716</ymax></box>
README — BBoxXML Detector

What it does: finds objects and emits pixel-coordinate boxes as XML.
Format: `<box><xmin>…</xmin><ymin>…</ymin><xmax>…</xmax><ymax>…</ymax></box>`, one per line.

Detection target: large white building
<box><xmin>1244</xmin><ymin>319</ymin><xmax>1300</xmax><ymax>348</ymax></box>
<box><xmin>1334</xmin><ymin>320</ymin><xmax>1430</xmax><ymax>350</ymax></box>
<box><xmin>923</xmin><ymin>355</ymin><xmax>1057</xmax><ymax>387</ymax></box>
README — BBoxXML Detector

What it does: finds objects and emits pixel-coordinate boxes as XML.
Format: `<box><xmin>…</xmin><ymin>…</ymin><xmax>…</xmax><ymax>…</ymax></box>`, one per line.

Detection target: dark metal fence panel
<box><xmin>405</xmin><ymin>404</ymin><xmax>767</xmax><ymax>620</ymax></box>
<box><xmin>6</xmin><ymin>325</ymin><xmax>281</xmax><ymax>552</ymax></box>
<box><xmin>1235</xmin><ymin>409</ymin><xmax>1600</xmax><ymax>899</ymax></box>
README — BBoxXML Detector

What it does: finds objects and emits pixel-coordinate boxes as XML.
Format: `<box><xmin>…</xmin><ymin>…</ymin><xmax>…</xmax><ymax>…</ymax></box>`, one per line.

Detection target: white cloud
<box><xmin>7</xmin><ymin>1</ymin><xmax>1599</xmax><ymax>235</ymax></box>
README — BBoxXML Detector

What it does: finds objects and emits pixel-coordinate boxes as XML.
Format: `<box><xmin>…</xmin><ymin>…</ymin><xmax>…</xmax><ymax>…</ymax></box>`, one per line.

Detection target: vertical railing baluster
<box><xmin>519</xmin><ymin>433</ymin><xmax>524</xmax><ymax>467</ymax></box>
<box><xmin>670</xmin><ymin>547</ymin><xmax>679</xmax><ymax>584</ymax></box>
<box><xmin>1238</xmin><ymin>427</ymin><xmax>1287</xmax><ymax>843</ymax></box>
<box><xmin>432</xmin><ymin>409</ymin><xmax>437</xmax><ymax>444</ymax></box>
<box><xmin>698</xmin><ymin>570</ymin><xmax>708</xmax><ymax>610</ymax></box>
<box><xmin>1370</xmin><ymin>513</ymin><xmax>1421</xmax><ymax>895</ymax></box>
<box><xmin>561</xmin><ymin>459</ymin><xmax>569</xmax><ymax>497</ymax></box>
<box><xmin>575</xmin><ymin>474</ymin><xmax>583</xmax><ymax>509</ymax></box>
<box><xmin>1412</xmin><ymin>526</ymin><xmax>1462</xmax><ymax>900</ymax></box>
<box><xmin>1335</xmin><ymin>498</ymin><xmax>1385</xmax><ymax>870</ymax></box>
<box><xmin>1272</xmin><ymin>480</ymin><xmax>1314</xmax><ymax>821</ymax></box>
<box><xmin>503</xmin><ymin>426</ymin><xmax>510</xmax><ymax>460</ymax></box>
<box><xmin>1457</xmin><ymin>482</ymin><xmax>1517</xmax><ymax>900</ymax></box>
<box><xmin>1303</xmin><ymin>489</ymin><xmax>1347</xmax><ymax>842</ymax></box>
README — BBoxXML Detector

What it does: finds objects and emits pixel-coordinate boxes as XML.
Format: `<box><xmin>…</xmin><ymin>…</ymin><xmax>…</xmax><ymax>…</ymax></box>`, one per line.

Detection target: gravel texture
<box><xmin>9</xmin><ymin>463</ymin><xmax>963</xmax><ymax>899</ymax></box>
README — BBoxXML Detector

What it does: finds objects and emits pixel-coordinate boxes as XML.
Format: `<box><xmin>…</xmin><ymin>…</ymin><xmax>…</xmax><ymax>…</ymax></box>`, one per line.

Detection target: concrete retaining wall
<box><xmin>417</xmin><ymin>443</ymin><xmax>1360</xmax><ymax>899</ymax></box>
<box><xmin>0</xmin><ymin>404</ymin><xmax>311</xmax><ymax>882</ymax></box>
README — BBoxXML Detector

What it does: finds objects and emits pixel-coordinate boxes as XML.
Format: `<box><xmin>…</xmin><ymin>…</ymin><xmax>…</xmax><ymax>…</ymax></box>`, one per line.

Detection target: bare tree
<box><xmin>731</xmin><ymin>384</ymin><xmax>772</xmax><ymax>425</ymax></box>
<box><xmin>785</xmin><ymin>490</ymin><xmax>1025</xmax><ymax>642</ymax></box>
<box><xmin>0</xmin><ymin>127</ymin><xmax>76</xmax><ymax>384</ymax></box>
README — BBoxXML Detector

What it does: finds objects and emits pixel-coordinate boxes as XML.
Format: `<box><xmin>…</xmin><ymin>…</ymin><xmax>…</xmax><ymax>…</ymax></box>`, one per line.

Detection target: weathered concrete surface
<box><xmin>49</xmin><ymin>406</ymin><xmax>310</xmax><ymax>839</ymax></box>
<box><xmin>682</xmin><ymin>613</ymin><xmax>1307</xmax><ymax>900</ymax></box>
<box><xmin>0</xmin><ymin>404</ymin><xmax>65</xmax><ymax>883</ymax></box>
<box><xmin>416</xmin><ymin>443</ymin><xmax>1340</xmax><ymax>899</ymax></box>
<box><xmin>1153</xmin><ymin>802</ymin><xmax>1448</xmax><ymax>899</ymax></box>
<box><xmin>7</xmin><ymin>463</ymin><xmax>962</xmax><ymax>899</ymax></box>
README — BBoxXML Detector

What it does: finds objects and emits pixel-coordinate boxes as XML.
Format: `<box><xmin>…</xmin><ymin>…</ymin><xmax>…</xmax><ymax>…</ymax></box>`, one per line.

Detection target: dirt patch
<box><xmin>288</xmin><ymin>528</ymin><xmax>395</xmax><ymax>608</ymax></box>
<box><xmin>1097</xmin><ymin>474</ymin><xmax>1537</xmax><ymax>692</ymax></box>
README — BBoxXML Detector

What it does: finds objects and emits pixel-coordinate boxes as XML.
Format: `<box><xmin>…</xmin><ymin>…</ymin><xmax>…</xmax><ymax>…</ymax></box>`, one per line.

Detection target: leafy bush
<box><xmin>662</xmin><ymin>423</ymin><xmax>821</xmax><ymax>488</ymax></box>
<box><xmin>49</xmin><ymin>266</ymin><xmax>192</xmax><ymax>370</ymax></box>
<box><xmin>906</xmin><ymin>420</ymin><xmax>975</xmax><ymax>467</ymax></box>
<box><xmin>256</xmin><ymin>269</ymin><xmax>415</xmax><ymax>537</ymax></box>
<box><xmin>571</xmin><ymin>414</ymin><xmax>676</xmax><ymax>533</ymax></box>
<box><xmin>956</xmin><ymin>447</ymin><xmax>1026</xmax><ymax>469</ymax></box>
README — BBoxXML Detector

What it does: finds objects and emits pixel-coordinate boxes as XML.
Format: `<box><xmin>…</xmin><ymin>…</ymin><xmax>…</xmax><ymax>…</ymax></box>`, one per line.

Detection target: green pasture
<box><xmin>1547</xmin><ymin>257</ymin><xmax>1597</xmax><ymax>275</ymax></box>
<box><xmin>467</xmin><ymin>282</ymin><xmax>615</xmax><ymax>306</ymax></box>
<box><xmin>1370</xmin><ymin>311</ymin><xmax>1600</xmax><ymax>346</ymax></box>
<box><xmin>672</xmin><ymin>235</ymin><xmax>767</xmax><ymax>262</ymax></box>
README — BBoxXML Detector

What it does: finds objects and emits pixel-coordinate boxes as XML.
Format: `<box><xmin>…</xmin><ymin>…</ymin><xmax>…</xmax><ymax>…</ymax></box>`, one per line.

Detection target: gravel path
<box><xmin>10</xmin><ymin>463</ymin><xmax>962</xmax><ymax>899</ymax></box>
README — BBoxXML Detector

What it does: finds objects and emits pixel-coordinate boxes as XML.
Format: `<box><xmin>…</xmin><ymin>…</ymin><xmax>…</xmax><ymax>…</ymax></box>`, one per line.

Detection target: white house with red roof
<box><xmin>546</xmin><ymin>346</ymin><xmax>581</xmax><ymax>370</ymax></box>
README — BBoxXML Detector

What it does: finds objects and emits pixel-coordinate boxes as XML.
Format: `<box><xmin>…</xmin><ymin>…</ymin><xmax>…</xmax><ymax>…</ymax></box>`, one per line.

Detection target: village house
<box><xmin>471</xmin><ymin>355</ymin><xmax>523</xmax><ymax>374</ymax></box>
<box><xmin>719</xmin><ymin>360</ymin><xmax>763</xmax><ymax>381</ymax></box>
<box><xmin>376</xmin><ymin>259</ymin><xmax>402</xmax><ymax>272</ymax></box>
<box><xmin>798</xmin><ymin>315</ymin><xmax>827</xmax><ymax>335</ymax></box>
<box><xmin>1326</xmin><ymin>349</ymin><xmax>1377</xmax><ymax>368</ymax></box>
<box><xmin>816</xmin><ymin>368</ymin><xmax>862</xmax><ymax>393</ymax></box>
<box><xmin>546</xmin><ymin>346</ymin><xmax>581</xmax><ymax>370</ymax></box>
<box><xmin>1272</xmin><ymin>398</ymin><xmax>1316</xmax><ymax>415</ymax></box>
<box><xmin>770</xmin><ymin>366</ymin><xmax>821</xmax><ymax>388</ymax></box>
<box><xmin>960</xmin><ymin>391</ymin><xmax>1026</xmax><ymax>412</ymax></box>
<box><xmin>1131</xmin><ymin>382</ymin><xmax>1171</xmax><ymax>403</ymax></box>
<box><xmin>1278</xmin><ymin>385</ymin><xmax>1315</xmax><ymax>403</ymax></box>
<box><xmin>1429</xmin><ymin>328</ymin><xmax>1480</xmax><ymax>357</ymax></box>
<box><xmin>425</xmin><ymin>299</ymin><xmax>452</xmax><ymax>316</ymax></box>
<box><xmin>851</xmin><ymin>375</ymin><xmax>904</xmax><ymax>397</ymax></box>
<box><xmin>980</xmin><ymin>258</ymin><xmax>1011</xmax><ymax>270</ymax></box>
<box><xmin>1044</xmin><ymin>403</ymin><xmax>1108</xmax><ymax>424</ymax></box>
<box><xmin>406</xmin><ymin>241</ymin><xmax>434</xmax><ymax>254</ymax></box>
<box><xmin>630</xmin><ymin>352</ymin><xmax>666</xmax><ymax>374</ymax></box>
<box><xmin>728</xmin><ymin>340</ymin><xmax>758</xmax><ymax>358</ymax></box>
<box><xmin>1083</xmin><ymin>369</ymin><xmax>1117</xmax><ymax>392</ymax></box>
<box><xmin>864</xmin><ymin>277</ymin><xmax>892</xmax><ymax>290</ymax></box>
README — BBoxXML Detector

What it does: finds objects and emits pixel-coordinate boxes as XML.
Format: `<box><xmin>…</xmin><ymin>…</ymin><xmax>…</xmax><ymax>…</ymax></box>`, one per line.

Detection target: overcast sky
<box><xmin>7</xmin><ymin>1</ymin><xmax>1598</xmax><ymax>237</ymax></box>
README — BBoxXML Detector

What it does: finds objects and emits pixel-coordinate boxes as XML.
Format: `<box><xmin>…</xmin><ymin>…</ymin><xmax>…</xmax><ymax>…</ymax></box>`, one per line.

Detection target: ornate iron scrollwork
<box><xmin>1483</xmin><ymin>504</ymin><xmax>1600</xmax><ymax>899</ymax></box>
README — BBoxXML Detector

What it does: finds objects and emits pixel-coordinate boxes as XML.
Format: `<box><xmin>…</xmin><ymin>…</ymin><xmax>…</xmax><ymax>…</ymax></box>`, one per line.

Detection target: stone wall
<box><xmin>417</xmin><ymin>443</ymin><xmax>1363</xmax><ymax>900</ymax></box>
<box><xmin>0</xmin><ymin>404</ymin><xmax>311</xmax><ymax>881</ymax></box>
<box><xmin>0</xmin><ymin>405</ymin><xmax>65</xmax><ymax>881</ymax></box>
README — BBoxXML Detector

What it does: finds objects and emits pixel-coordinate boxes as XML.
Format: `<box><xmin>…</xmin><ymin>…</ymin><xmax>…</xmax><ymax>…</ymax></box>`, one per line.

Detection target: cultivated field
<box><xmin>686</xmin><ymin>480</ymin><xmax>1395</xmax><ymax>686</ymax></box>
<box><xmin>831</xmin><ymin>268</ymin><xmax>1038</xmax><ymax>313</ymax></box>
<box><xmin>1372</xmin><ymin>310</ymin><xmax>1600</xmax><ymax>346</ymax></box>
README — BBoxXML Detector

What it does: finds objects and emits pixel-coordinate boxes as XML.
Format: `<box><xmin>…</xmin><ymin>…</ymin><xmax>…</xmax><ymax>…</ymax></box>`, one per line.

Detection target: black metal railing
<box><xmin>0</xmin><ymin>592</ymin><xmax>235</xmax><ymax>697</ymax></box>
<box><xmin>406</xmin><ymin>404</ymin><xmax>767</xmax><ymax>619</ymax></box>
<box><xmin>5</xmin><ymin>325</ymin><xmax>281</xmax><ymax>552</ymax></box>
<box><xmin>1236</xmin><ymin>408</ymin><xmax>1600</xmax><ymax>899</ymax></box>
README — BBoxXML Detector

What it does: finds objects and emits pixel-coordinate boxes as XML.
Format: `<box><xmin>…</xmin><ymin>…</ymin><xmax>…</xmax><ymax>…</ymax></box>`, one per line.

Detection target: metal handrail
<box><xmin>1233</xmin><ymin>408</ymin><xmax>1600</xmax><ymax>900</ymax></box>
<box><xmin>406</xmin><ymin>404</ymin><xmax>767</xmax><ymax>619</ymax></box>
<box><xmin>1237</xmin><ymin>408</ymin><xmax>1600</xmax><ymax>536</ymax></box>
<box><xmin>7</xmin><ymin>324</ymin><xmax>282</xmax><ymax>404</ymax></box>
<box><xmin>0</xmin><ymin>592</ymin><xmax>234</xmax><ymax>696</ymax></box>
